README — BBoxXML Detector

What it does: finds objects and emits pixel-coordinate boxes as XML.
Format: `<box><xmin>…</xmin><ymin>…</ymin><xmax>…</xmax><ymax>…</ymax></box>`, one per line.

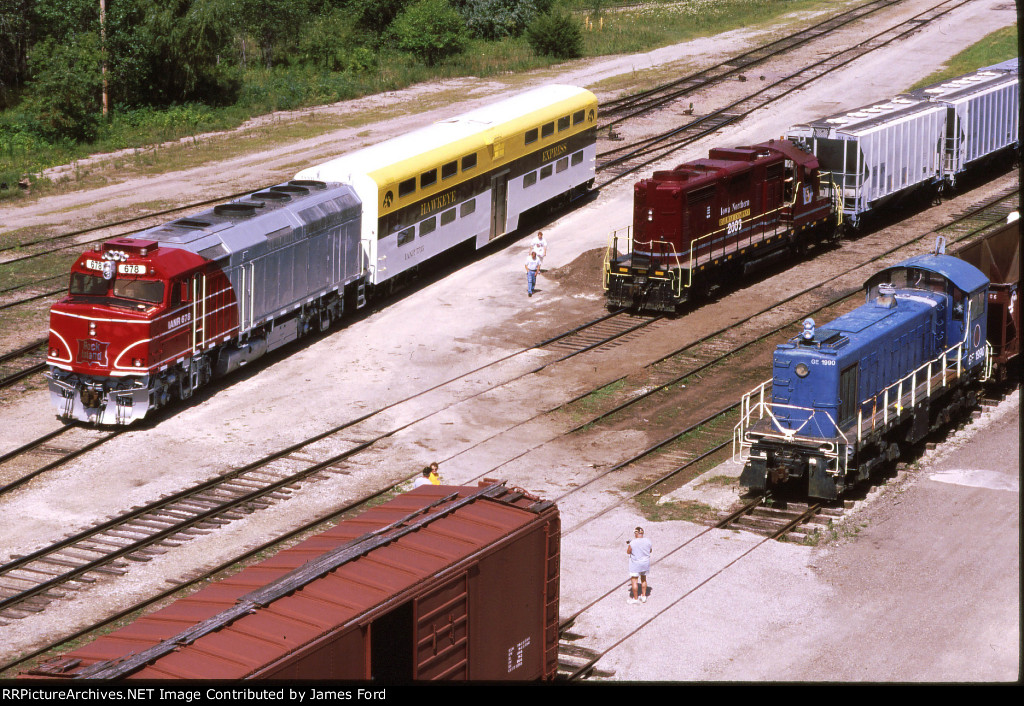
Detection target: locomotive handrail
<box><xmin>682</xmin><ymin>202</ymin><xmax>788</xmax><ymax>293</ymax></box>
<box><xmin>732</xmin><ymin>392</ymin><xmax>850</xmax><ymax>477</ymax></box>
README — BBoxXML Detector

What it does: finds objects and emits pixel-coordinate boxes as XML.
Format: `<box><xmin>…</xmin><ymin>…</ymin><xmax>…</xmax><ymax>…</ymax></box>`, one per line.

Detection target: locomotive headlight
<box><xmin>795</xmin><ymin>363</ymin><xmax>810</xmax><ymax>378</ymax></box>
<box><xmin>647</xmin><ymin>209</ymin><xmax>654</xmax><ymax>222</ymax></box>
<box><xmin>133</xmin><ymin>358</ymin><xmax>142</xmax><ymax>367</ymax></box>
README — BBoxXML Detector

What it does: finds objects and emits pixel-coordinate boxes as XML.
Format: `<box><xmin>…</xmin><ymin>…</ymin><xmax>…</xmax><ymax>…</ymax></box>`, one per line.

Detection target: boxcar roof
<box><xmin>28</xmin><ymin>483</ymin><xmax>554</xmax><ymax>681</ymax></box>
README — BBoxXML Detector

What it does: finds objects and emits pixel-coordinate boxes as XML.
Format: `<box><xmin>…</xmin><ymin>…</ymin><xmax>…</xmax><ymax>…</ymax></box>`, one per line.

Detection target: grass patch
<box><xmin>908</xmin><ymin>25</ymin><xmax>1018</xmax><ymax>90</ymax></box>
<box><xmin>636</xmin><ymin>497</ymin><xmax>720</xmax><ymax>523</ymax></box>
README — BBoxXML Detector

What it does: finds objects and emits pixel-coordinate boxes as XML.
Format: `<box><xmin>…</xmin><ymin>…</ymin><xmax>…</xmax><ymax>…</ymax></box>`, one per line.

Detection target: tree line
<box><xmin>0</xmin><ymin>0</ymin><xmax>584</xmax><ymax>144</ymax></box>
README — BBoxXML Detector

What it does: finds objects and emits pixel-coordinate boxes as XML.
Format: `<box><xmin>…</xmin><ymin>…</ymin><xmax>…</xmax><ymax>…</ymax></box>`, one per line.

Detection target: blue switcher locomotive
<box><xmin>735</xmin><ymin>249</ymin><xmax>990</xmax><ymax>500</ymax></box>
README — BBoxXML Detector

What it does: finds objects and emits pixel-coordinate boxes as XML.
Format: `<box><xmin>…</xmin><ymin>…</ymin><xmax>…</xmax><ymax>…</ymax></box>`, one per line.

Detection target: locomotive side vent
<box><xmin>271</xmin><ymin>184</ymin><xmax>311</xmax><ymax>195</ymax></box>
<box><xmin>254</xmin><ymin>190</ymin><xmax>291</xmax><ymax>201</ymax></box>
<box><xmin>289</xmin><ymin>179</ymin><xmax>327</xmax><ymax>190</ymax></box>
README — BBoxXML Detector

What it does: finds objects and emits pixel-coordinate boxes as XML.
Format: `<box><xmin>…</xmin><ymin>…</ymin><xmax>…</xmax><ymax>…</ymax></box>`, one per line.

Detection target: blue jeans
<box><xmin>527</xmin><ymin>268</ymin><xmax>537</xmax><ymax>295</ymax></box>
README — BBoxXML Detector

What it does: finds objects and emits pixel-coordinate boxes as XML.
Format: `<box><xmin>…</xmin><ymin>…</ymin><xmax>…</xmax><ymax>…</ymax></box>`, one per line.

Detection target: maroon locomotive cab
<box><xmin>46</xmin><ymin>237</ymin><xmax>238</xmax><ymax>424</ymax></box>
<box><xmin>24</xmin><ymin>482</ymin><xmax>561</xmax><ymax>682</ymax></box>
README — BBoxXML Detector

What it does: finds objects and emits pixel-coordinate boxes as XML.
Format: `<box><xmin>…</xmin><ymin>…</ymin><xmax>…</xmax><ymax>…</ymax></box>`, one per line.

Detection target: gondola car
<box><xmin>734</xmin><ymin>249</ymin><xmax>990</xmax><ymax>500</ymax></box>
<box><xmin>45</xmin><ymin>85</ymin><xmax>598</xmax><ymax>425</ymax></box>
<box><xmin>23</xmin><ymin>482</ymin><xmax>562</xmax><ymax>681</ymax></box>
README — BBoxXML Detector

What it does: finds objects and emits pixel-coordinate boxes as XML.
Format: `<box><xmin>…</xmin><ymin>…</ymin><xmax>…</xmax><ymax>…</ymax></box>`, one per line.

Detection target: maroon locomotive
<box><xmin>604</xmin><ymin>139</ymin><xmax>840</xmax><ymax>312</ymax></box>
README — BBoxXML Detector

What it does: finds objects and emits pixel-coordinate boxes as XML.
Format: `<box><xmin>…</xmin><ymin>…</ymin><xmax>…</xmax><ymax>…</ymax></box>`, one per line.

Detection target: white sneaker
<box><xmin>639</xmin><ymin>595</ymin><xmax>647</xmax><ymax>603</ymax></box>
<box><xmin>627</xmin><ymin>597</ymin><xmax>638</xmax><ymax>604</ymax></box>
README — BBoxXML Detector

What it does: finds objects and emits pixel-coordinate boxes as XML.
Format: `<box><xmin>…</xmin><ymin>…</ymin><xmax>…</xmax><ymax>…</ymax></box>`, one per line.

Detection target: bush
<box><xmin>526</xmin><ymin>7</ymin><xmax>583</xmax><ymax>60</ymax></box>
<box><xmin>24</xmin><ymin>33</ymin><xmax>103</xmax><ymax>142</ymax></box>
<box><xmin>389</xmin><ymin>0</ymin><xmax>468</xmax><ymax>67</ymax></box>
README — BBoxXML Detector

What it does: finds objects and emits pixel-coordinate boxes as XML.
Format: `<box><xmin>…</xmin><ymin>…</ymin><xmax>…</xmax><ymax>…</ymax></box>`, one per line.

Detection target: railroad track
<box><xmin>598</xmin><ymin>0</ymin><xmax>903</xmax><ymax>123</ymax></box>
<box><xmin>0</xmin><ymin>309</ymin><xmax>671</xmax><ymax>622</ymax></box>
<box><xmin>0</xmin><ymin>338</ymin><xmax>48</xmax><ymax>392</ymax></box>
<box><xmin>0</xmin><ymin>182</ymin><xmax>1015</xmax><ymax>674</ymax></box>
<box><xmin>595</xmin><ymin>0</ymin><xmax>974</xmax><ymax>186</ymax></box>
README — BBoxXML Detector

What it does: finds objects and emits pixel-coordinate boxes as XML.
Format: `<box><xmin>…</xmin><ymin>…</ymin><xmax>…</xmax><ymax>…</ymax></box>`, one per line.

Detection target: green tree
<box><xmin>0</xmin><ymin>0</ymin><xmax>34</xmax><ymax>107</ymax></box>
<box><xmin>235</xmin><ymin>0</ymin><xmax>312</xmax><ymax>69</ymax></box>
<box><xmin>451</xmin><ymin>0</ymin><xmax>546</xmax><ymax>40</ymax></box>
<box><xmin>389</xmin><ymin>0</ymin><xmax>467</xmax><ymax>66</ymax></box>
<box><xmin>526</xmin><ymin>6</ymin><xmax>583</xmax><ymax>60</ymax></box>
<box><xmin>108</xmin><ymin>0</ymin><xmax>237</xmax><ymax>107</ymax></box>
<box><xmin>296</xmin><ymin>9</ymin><xmax>375</xmax><ymax>72</ymax></box>
<box><xmin>24</xmin><ymin>32</ymin><xmax>103</xmax><ymax>141</ymax></box>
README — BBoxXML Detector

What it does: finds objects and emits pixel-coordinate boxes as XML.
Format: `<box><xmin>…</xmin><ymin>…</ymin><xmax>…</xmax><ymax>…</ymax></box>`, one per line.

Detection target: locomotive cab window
<box><xmin>70</xmin><ymin>273</ymin><xmax>108</xmax><ymax>296</ymax></box>
<box><xmin>114</xmin><ymin>279</ymin><xmax>165</xmax><ymax>305</ymax></box>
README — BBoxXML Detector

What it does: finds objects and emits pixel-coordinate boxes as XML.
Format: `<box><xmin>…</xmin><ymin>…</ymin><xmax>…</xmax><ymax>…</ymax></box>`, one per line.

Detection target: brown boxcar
<box><xmin>954</xmin><ymin>217</ymin><xmax>1020</xmax><ymax>376</ymax></box>
<box><xmin>24</xmin><ymin>482</ymin><xmax>560</xmax><ymax>681</ymax></box>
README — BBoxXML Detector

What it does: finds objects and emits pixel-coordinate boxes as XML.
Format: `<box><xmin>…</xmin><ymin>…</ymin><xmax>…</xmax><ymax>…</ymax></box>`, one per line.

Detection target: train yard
<box><xmin>0</xmin><ymin>0</ymin><xmax>1018</xmax><ymax>683</ymax></box>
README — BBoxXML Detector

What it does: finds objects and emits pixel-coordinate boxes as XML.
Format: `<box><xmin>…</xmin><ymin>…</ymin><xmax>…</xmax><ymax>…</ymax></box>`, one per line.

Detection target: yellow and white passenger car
<box><xmin>295</xmin><ymin>84</ymin><xmax>598</xmax><ymax>288</ymax></box>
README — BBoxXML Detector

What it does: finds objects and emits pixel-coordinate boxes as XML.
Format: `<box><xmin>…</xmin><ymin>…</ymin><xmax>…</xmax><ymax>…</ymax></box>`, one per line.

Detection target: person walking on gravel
<box><xmin>627</xmin><ymin>526</ymin><xmax>652</xmax><ymax>604</ymax></box>
<box><xmin>525</xmin><ymin>250</ymin><xmax>540</xmax><ymax>297</ymax></box>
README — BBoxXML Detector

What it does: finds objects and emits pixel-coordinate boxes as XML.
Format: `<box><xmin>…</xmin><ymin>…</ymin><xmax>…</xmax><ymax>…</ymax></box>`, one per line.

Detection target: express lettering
<box><xmin>542</xmin><ymin>143</ymin><xmax>567</xmax><ymax>162</ymax></box>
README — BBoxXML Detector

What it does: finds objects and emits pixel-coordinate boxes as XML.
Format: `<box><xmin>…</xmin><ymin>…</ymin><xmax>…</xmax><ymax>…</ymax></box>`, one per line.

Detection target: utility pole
<box><xmin>100</xmin><ymin>0</ymin><xmax>109</xmax><ymax>118</ymax></box>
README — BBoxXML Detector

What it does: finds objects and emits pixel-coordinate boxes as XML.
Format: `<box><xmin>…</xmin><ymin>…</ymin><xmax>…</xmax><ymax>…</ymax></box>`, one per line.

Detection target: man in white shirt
<box><xmin>529</xmin><ymin>231</ymin><xmax>548</xmax><ymax>269</ymax></box>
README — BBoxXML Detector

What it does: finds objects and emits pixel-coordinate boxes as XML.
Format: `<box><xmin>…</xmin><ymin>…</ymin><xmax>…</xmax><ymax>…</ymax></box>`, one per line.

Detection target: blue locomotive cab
<box><xmin>864</xmin><ymin>254</ymin><xmax>989</xmax><ymax>373</ymax></box>
<box><xmin>738</xmin><ymin>252</ymin><xmax>989</xmax><ymax>500</ymax></box>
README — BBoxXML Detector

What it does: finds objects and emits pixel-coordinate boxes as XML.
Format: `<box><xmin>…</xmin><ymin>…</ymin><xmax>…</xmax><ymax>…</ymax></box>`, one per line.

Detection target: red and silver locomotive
<box><xmin>47</xmin><ymin>181</ymin><xmax>363</xmax><ymax>424</ymax></box>
<box><xmin>604</xmin><ymin>139</ymin><xmax>840</xmax><ymax>312</ymax></box>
